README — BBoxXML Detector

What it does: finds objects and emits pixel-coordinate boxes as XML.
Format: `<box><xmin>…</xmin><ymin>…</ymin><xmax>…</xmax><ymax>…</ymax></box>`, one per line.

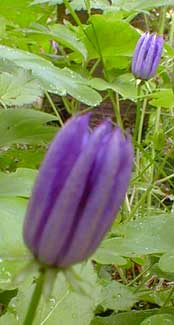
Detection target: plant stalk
<box><xmin>23</xmin><ymin>269</ymin><xmax>45</xmax><ymax>325</ymax></box>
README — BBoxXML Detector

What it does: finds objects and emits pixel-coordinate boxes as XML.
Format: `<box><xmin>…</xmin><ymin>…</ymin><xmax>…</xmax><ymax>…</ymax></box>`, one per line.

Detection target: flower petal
<box><xmin>131</xmin><ymin>32</ymin><xmax>147</xmax><ymax>75</ymax></box>
<box><xmin>23</xmin><ymin>114</ymin><xmax>90</xmax><ymax>252</ymax></box>
<box><xmin>58</xmin><ymin>129</ymin><xmax>133</xmax><ymax>267</ymax></box>
<box><xmin>36</xmin><ymin>121</ymin><xmax>112</xmax><ymax>265</ymax></box>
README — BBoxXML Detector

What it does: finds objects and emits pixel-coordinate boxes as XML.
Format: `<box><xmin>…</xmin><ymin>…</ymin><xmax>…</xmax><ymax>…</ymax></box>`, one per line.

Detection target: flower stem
<box><xmin>23</xmin><ymin>269</ymin><xmax>45</xmax><ymax>325</ymax></box>
<box><xmin>133</xmin><ymin>82</ymin><xmax>142</xmax><ymax>144</ymax></box>
<box><xmin>147</xmin><ymin>107</ymin><xmax>161</xmax><ymax>213</ymax></box>
<box><xmin>159</xmin><ymin>6</ymin><xmax>167</xmax><ymax>35</ymax></box>
<box><xmin>169</xmin><ymin>12</ymin><xmax>174</xmax><ymax>46</ymax></box>
<box><xmin>109</xmin><ymin>90</ymin><xmax>123</xmax><ymax>130</ymax></box>
<box><xmin>136</xmin><ymin>98</ymin><xmax>148</xmax><ymax>172</ymax></box>
<box><xmin>45</xmin><ymin>91</ymin><xmax>64</xmax><ymax>127</ymax></box>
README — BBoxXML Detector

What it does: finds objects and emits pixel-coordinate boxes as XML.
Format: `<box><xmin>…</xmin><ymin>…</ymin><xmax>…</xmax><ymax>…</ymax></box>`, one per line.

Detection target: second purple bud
<box><xmin>131</xmin><ymin>32</ymin><xmax>164</xmax><ymax>80</ymax></box>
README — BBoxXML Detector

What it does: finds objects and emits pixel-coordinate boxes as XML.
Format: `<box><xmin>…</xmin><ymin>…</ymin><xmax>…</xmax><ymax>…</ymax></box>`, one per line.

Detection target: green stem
<box><xmin>136</xmin><ymin>98</ymin><xmax>148</xmax><ymax>173</ymax></box>
<box><xmin>147</xmin><ymin>107</ymin><xmax>161</xmax><ymax>213</ymax></box>
<box><xmin>162</xmin><ymin>286</ymin><xmax>174</xmax><ymax>309</ymax></box>
<box><xmin>169</xmin><ymin>13</ymin><xmax>174</xmax><ymax>46</ymax></box>
<box><xmin>133</xmin><ymin>82</ymin><xmax>142</xmax><ymax>144</ymax></box>
<box><xmin>159</xmin><ymin>6</ymin><xmax>167</xmax><ymax>35</ymax></box>
<box><xmin>63</xmin><ymin>0</ymin><xmax>84</xmax><ymax>33</ymax></box>
<box><xmin>23</xmin><ymin>270</ymin><xmax>45</xmax><ymax>325</ymax></box>
<box><xmin>155</xmin><ymin>172</ymin><xmax>174</xmax><ymax>185</ymax></box>
<box><xmin>63</xmin><ymin>0</ymin><xmax>97</xmax><ymax>53</ymax></box>
<box><xmin>127</xmin><ymin>262</ymin><xmax>154</xmax><ymax>288</ymax></box>
<box><xmin>144</xmin><ymin>12</ymin><xmax>149</xmax><ymax>32</ymax></box>
<box><xmin>126</xmin><ymin>184</ymin><xmax>153</xmax><ymax>222</ymax></box>
<box><xmin>109</xmin><ymin>91</ymin><xmax>123</xmax><ymax>129</ymax></box>
<box><xmin>45</xmin><ymin>91</ymin><xmax>64</xmax><ymax>127</ymax></box>
<box><xmin>62</xmin><ymin>96</ymin><xmax>73</xmax><ymax>114</ymax></box>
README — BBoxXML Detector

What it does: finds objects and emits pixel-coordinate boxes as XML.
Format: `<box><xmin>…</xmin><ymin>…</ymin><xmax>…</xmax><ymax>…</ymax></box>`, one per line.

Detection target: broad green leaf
<box><xmin>0</xmin><ymin>197</ymin><xmax>27</xmax><ymax>259</ymax></box>
<box><xmin>0</xmin><ymin>147</ymin><xmax>44</xmax><ymax>171</ymax></box>
<box><xmin>0</xmin><ymin>70</ymin><xmax>42</xmax><ymax>106</ymax></box>
<box><xmin>25</xmin><ymin>23</ymin><xmax>87</xmax><ymax>60</ymax></box>
<box><xmin>42</xmin><ymin>263</ymin><xmax>101</xmax><ymax>325</ymax></box>
<box><xmin>88</xmin><ymin>73</ymin><xmax>137</xmax><ymax>100</ymax></box>
<box><xmin>0</xmin><ymin>196</ymin><xmax>31</xmax><ymax>287</ymax></box>
<box><xmin>0</xmin><ymin>109</ymin><xmax>58</xmax><ymax>146</ymax></box>
<box><xmin>0</xmin><ymin>45</ymin><xmax>102</xmax><ymax>106</ymax></box>
<box><xmin>93</xmin><ymin>247</ymin><xmax>127</xmax><ymax>265</ymax></box>
<box><xmin>140</xmin><ymin>314</ymin><xmax>174</xmax><ymax>325</ymax></box>
<box><xmin>100</xmin><ymin>281</ymin><xmax>138</xmax><ymax>312</ymax></box>
<box><xmin>159</xmin><ymin>252</ymin><xmax>174</xmax><ymax>273</ymax></box>
<box><xmin>0</xmin><ymin>196</ymin><xmax>29</xmax><ymax>287</ymax></box>
<box><xmin>150</xmin><ymin>89</ymin><xmax>174</xmax><ymax>109</ymax></box>
<box><xmin>0</xmin><ymin>168</ymin><xmax>37</xmax><ymax>198</ymax></box>
<box><xmin>96</xmin><ymin>215</ymin><xmax>174</xmax><ymax>259</ymax></box>
<box><xmin>150</xmin><ymin>263</ymin><xmax>174</xmax><ymax>282</ymax></box>
<box><xmin>111</xmin><ymin>0</ymin><xmax>174</xmax><ymax>10</ymax></box>
<box><xmin>1</xmin><ymin>262</ymin><xmax>101</xmax><ymax>325</ymax></box>
<box><xmin>32</xmin><ymin>0</ymin><xmax>109</xmax><ymax>9</ymax></box>
<box><xmin>32</xmin><ymin>0</ymin><xmax>62</xmax><ymax>4</ymax></box>
<box><xmin>0</xmin><ymin>0</ymin><xmax>52</xmax><ymax>27</ymax></box>
<box><xmin>83</xmin><ymin>13</ymin><xmax>139</xmax><ymax>68</ymax></box>
<box><xmin>137</xmin><ymin>287</ymin><xmax>174</xmax><ymax>308</ymax></box>
<box><xmin>71</xmin><ymin>0</ymin><xmax>109</xmax><ymax>10</ymax></box>
<box><xmin>91</xmin><ymin>308</ymin><xmax>174</xmax><ymax>325</ymax></box>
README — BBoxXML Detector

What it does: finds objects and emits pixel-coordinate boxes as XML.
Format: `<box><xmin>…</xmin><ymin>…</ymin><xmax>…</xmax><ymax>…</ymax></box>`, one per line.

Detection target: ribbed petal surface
<box><xmin>36</xmin><ymin>121</ymin><xmax>112</xmax><ymax>265</ymax></box>
<box><xmin>131</xmin><ymin>32</ymin><xmax>163</xmax><ymax>80</ymax></box>
<box><xmin>23</xmin><ymin>114</ymin><xmax>134</xmax><ymax>268</ymax></box>
<box><xmin>148</xmin><ymin>36</ymin><xmax>163</xmax><ymax>78</ymax></box>
<box><xmin>57</xmin><ymin>130</ymin><xmax>133</xmax><ymax>267</ymax></box>
<box><xmin>131</xmin><ymin>33</ymin><xmax>147</xmax><ymax>76</ymax></box>
<box><xmin>23</xmin><ymin>114</ymin><xmax>90</xmax><ymax>253</ymax></box>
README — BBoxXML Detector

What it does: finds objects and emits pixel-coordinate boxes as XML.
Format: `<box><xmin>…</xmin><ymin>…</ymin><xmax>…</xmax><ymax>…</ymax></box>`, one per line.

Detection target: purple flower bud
<box><xmin>131</xmin><ymin>32</ymin><xmax>163</xmax><ymax>80</ymax></box>
<box><xmin>23</xmin><ymin>114</ymin><xmax>134</xmax><ymax>268</ymax></box>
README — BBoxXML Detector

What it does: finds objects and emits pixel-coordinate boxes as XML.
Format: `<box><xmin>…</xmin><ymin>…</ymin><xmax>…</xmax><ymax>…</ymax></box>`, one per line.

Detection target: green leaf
<box><xmin>32</xmin><ymin>0</ymin><xmax>109</xmax><ymax>8</ymax></box>
<box><xmin>0</xmin><ymin>196</ymin><xmax>29</xmax><ymax>287</ymax></box>
<box><xmin>149</xmin><ymin>89</ymin><xmax>174</xmax><ymax>109</ymax></box>
<box><xmin>25</xmin><ymin>23</ymin><xmax>87</xmax><ymax>60</ymax></box>
<box><xmin>1</xmin><ymin>262</ymin><xmax>101</xmax><ymax>325</ymax></box>
<box><xmin>83</xmin><ymin>13</ymin><xmax>139</xmax><ymax>68</ymax></box>
<box><xmin>140</xmin><ymin>314</ymin><xmax>174</xmax><ymax>325</ymax></box>
<box><xmin>97</xmin><ymin>215</ymin><xmax>174</xmax><ymax>259</ymax></box>
<box><xmin>91</xmin><ymin>308</ymin><xmax>174</xmax><ymax>325</ymax></box>
<box><xmin>0</xmin><ymin>197</ymin><xmax>27</xmax><ymax>259</ymax></box>
<box><xmin>0</xmin><ymin>45</ymin><xmax>102</xmax><ymax>106</ymax></box>
<box><xmin>42</xmin><ymin>263</ymin><xmax>101</xmax><ymax>325</ymax></box>
<box><xmin>74</xmin><ymin>0</ymin><xmax>110</xmax><ymax>10</ymax></box>
<box><xmin>0</xmin><ymin>108</ymin><xmax>58</xmax><ymax>146</ymax></box>
<box><xmin>159</xmin><ymin>252</ymin><xmax>174</xmax><ymax>273</ymax></box>
<box><xmin>111</xmin><ymin>0</ymin><xmax>174</xmax><ymax>10</ymax></box>
<box><xmin>0</xmin><ymin>0</ymin><xmax>53</xmax><ymax>27</ymax></box>
<box><xmin>0</xmin><ymin>147</ymin><xmax>45</xmax><ymax>171</ymax></box>
<box><xmin>0</xmin><ymin>168</ymin><xmax>37</xmax><ymax>198</ymax></box>
<box><xmin>0</xmin><ymin>289</ymin><xmax>18</xmax><ymax>309</ymax></box>
<box><xmin>93</xmin><ymin>247</ymin><xmax>127</xmax><ymax>266</ymax></box>
<box><xmin>0</xmin><ymin>70</ymin><xmax>42</xmax><ymax>107</ymax></box>
<box><xmin>100</xmin><ymin>281</ymin><xmax>138</xmax><ymax>312</ymax></box>
<box><xmin>88</xmin><ymin>73</ymin><xmax>137</xmax><ymax>100</ymax></box>
<box><xmin>32</xmin><ymin>0</ymin><xmax>62</xmax><ymax>4</ymax></box>
<box><xmin>0</xmin><ymin>196</ymin><xmax>31</xmax><ymax>288</ymax></box>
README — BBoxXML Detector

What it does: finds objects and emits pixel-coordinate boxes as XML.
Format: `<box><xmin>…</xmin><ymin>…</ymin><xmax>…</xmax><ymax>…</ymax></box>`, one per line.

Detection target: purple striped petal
<box><xmin>36</xmin><ymin>121</ymin><xmax>112</xmax><ymax>265</ymax></box>
<box><xmin>57</xmin><ymin>129</ymin><xmax>132</xmax><ymax>267</ymax></box>
<box><xmin>23</xmin><ymin>114</ymin><xmax>134</xmax><ymax>268</ymax></box>
<box><xmin>86</xmin><ymin>136</ymin><xmax>134</xmax><ymax>258</ymax></box>
<box><xmin>23</xmin><ymin>114</ymin><xmax>90</xmax><ymax>253</ymax></box>
<box><xmin>131</xmin><ymin>32</ymin><xmax>148</xmax><ymax>75</ymax></box>
<box><xmin>149</xmin><ymin>36</ymin><xmax>163</xmax><ymax>78</ymax></box>
<box><xmin>131</xmin><ymin>33</ymin><xmax>163</xmax><ymax>80</ymax></box>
